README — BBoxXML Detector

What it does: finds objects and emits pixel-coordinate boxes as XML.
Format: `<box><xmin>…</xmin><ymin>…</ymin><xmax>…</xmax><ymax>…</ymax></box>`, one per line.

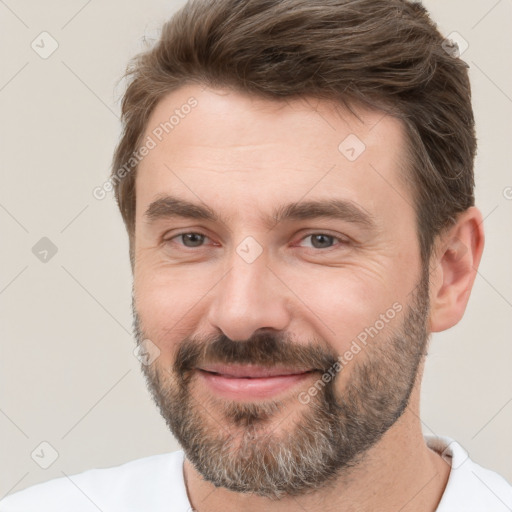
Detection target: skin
<box><xmin>133</xmin><ymin>85</ymin><xmax>484</xmax><ymax>512</ymax></box>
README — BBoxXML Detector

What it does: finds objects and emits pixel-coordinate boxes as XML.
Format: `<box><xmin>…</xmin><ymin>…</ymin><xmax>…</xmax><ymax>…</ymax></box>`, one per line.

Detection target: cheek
<box><xmin>285</xmin><ymin>267</ymin><xmax>405</xmax><ymax>355</ymax></box>
<box><xmin>133</xmin><ymin>264</ymin><xmax>218</xmax><ymax>355</ymax></box>
<box><xmin>293</xmin><ymin>273</ymin><xmax>409</xmax><ymax>395</ymax></box>
<box><xmin>133</xmin><ymin>241</ymin><xmax>419</xmax><ymax>365</ymax></box>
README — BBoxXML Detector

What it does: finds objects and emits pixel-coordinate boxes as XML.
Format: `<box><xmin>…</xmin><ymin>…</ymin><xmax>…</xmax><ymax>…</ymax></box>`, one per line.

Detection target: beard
<box><xmin>133</xmin><ymin>271</ymin><xmax>430</xmax><ymax>499</ymax></box>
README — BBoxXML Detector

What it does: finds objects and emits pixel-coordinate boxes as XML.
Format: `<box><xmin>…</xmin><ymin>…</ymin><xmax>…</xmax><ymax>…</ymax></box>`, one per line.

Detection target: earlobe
<box><xmin>429</xmin><ymin>207</ymin><xmax>485</xmax><ymax>332</ymax></box>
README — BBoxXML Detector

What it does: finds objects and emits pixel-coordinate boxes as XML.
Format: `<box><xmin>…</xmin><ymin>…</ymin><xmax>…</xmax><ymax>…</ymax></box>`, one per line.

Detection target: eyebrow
<box><xmin>144</xmin><ymin>195</ymin><xmax>375</xmax><ymax>230</ymax></box>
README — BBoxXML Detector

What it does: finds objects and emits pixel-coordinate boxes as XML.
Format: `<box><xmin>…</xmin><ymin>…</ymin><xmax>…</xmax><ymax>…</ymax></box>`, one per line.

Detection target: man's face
<box><xmin>133</xmin><ymin>85</ymin><xmax>429</xmax><ymax>497</ymax></box>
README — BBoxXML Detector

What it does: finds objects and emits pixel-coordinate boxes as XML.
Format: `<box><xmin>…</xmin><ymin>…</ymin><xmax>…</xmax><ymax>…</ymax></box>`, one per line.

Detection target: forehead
<box><xmin>135</xmin><ymin>85</ymin><xmax>413</xmax><ymax>226</ymax></box>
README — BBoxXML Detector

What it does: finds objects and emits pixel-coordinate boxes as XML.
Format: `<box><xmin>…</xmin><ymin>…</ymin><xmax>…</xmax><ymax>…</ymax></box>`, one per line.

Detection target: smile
<box><xmin>196</xmin><ymin>364</ymin><xmax>318</xmax><ymax>400</ymax></box>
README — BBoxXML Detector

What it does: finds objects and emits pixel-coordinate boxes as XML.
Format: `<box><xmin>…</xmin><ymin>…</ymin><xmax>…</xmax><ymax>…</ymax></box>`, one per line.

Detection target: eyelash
<box><xmin>297</xmin><ymin>233</ymin><xmax>348</xmax><ymax>250</ymax></box>
<box><xmin>164</xmin><ymin>231</ymin><xmax>348</xmax><ymax>250</ymax></box>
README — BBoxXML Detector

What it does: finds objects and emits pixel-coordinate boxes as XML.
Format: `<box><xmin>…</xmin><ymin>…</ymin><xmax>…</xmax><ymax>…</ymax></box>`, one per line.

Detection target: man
<box><xmin>2</xmin><ymin>0</ymin><xmax>511</xmax><ymax>510</ymax></box>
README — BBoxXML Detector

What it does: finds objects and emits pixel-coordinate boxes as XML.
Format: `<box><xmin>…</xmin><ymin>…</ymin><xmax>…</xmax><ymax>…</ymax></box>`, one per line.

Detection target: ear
<box><xmin>429</xmin><ymin>207</ymin><xmax>485</xmax><ymax>332</ymax></box>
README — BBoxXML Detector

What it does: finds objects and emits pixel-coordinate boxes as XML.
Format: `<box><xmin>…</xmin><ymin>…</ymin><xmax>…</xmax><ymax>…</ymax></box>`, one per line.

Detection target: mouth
<box><xmin>196</xmin><ymin>364</ymin><xmax>318</xmax><ymax>400</ymax></box>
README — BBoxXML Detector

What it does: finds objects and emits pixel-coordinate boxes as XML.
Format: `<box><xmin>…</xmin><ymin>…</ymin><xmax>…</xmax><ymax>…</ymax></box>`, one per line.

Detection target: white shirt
<box><xmin>1</xmin><ymin>436</ymin><xmax>511</xmax><ymax>511</ymax></box>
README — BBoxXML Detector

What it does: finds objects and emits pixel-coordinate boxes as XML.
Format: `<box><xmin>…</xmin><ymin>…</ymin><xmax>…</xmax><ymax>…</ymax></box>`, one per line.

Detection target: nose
<box><xmin>206</xmin><ymin>250</ymin><xmax>291</xmax><ymax>341</ymax></box>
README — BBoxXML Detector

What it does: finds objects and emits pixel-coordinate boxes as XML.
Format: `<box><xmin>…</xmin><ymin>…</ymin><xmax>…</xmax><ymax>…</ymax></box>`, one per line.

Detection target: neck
<box><xmin>183</xmin><ymin>393</ymin><xmax>450</xmax><ymax>512</ymax></box>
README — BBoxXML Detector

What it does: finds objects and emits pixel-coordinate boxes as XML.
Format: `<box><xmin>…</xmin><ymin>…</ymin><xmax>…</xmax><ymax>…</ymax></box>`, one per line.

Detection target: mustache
<box><xmin>173</xmin><ymin>330</ymin><xmax>339</xmax><ymax>379</ymax></box>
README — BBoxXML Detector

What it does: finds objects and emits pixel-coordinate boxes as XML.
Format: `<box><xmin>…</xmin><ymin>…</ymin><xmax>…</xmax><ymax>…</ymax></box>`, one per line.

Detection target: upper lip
<box><xmin>197</xmin><ymin>364</ymin><xmax>314</xmax><ymax>378</ymax></box>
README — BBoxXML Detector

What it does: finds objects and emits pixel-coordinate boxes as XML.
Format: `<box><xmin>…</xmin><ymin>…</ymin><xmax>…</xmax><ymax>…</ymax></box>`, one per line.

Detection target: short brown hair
<box><xmin>112</xmin><ymin>0</ymin><xmax>476</xmax><ymax>265</ymax></box>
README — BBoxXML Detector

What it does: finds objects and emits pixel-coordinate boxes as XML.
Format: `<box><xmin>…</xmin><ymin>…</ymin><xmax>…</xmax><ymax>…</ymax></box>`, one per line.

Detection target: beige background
<box><xmin>1</xmin><ymin>0</ymin><xmax>511</xmax><ymax>497</ymax></box>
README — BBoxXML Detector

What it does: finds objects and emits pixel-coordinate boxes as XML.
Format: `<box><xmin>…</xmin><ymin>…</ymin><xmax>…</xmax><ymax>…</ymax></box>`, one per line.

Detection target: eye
<box><xmin>168</xmin><ymin>232</ymin><xmax>208</xmax><ymax>248</ymax></box>
<box><xmin>299</xmin><ymin>233</ymin><xmax>344</xmax><ymax>249</ymax></box>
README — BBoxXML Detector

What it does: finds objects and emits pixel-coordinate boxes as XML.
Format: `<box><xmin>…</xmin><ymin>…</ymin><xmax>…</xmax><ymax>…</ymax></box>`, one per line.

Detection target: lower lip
<box><xmin>197</xmin><ymin>370</ymin><xmax>316</xmax><ymax>400</ymax></box>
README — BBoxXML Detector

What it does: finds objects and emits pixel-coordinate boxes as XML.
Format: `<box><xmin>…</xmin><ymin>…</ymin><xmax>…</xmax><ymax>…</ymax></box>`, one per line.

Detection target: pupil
<box><xmin>183</xmin><ymin>233</ymin><xmax>204</xmax><ymax>247</ymax></box>
<box><xmin>312</xmin><ymin>234</ymin><xmax>333</xmax><ymax>248</ymax></box>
